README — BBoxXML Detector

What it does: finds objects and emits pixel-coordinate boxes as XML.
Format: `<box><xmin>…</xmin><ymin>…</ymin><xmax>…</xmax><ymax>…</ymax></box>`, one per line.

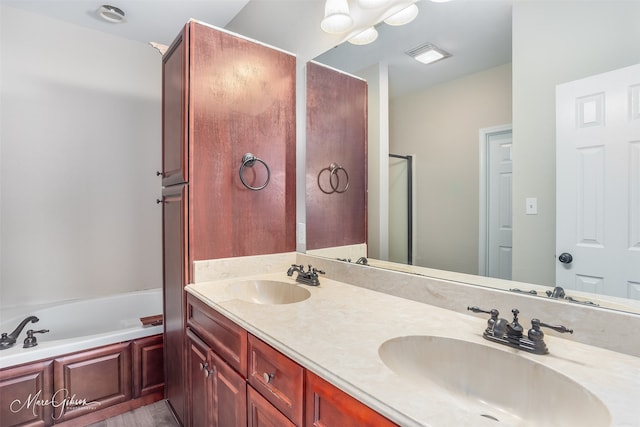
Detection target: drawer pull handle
<box><xmin>263</xmin><ymin>372</ymin><xmax>275</xmax><ymax>384</ymax></box>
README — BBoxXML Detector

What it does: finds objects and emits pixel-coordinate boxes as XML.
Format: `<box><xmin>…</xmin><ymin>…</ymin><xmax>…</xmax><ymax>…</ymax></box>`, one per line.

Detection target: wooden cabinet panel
<box><xmin>188</xmin><ymin>21</ymin><xmax>296</xmax><ymax>261</ymax></box>
<box><xmin>0</xmin><ymin>360</ymin><xmax>53</xmax><ymax>427</ymax></box>
<box><xmin>305</xmin><ymin>370</ymin><xmax>398</xmax><ymax>427</ymax></box>
<box><xmin>132</xmin><ymin>334</ymin><xmax>164</xmax><ymax>398</ymax></box>
<box><xmin>248</xmin><ymin>334</ymin><xmax>303</xmax><ymax>426</ymax></box>
<box><xmin>247</xmin><ymin>385</ymin><xmax>295</xmax><ymax>427</ymax></box>
<box><xmin>187</xmin><ymin>294</ymin><xmax>247</xmax><ymax>377</ymax></box>
<box><xmin>162</xmin><ymin>31</ymin><xmax>188</xmax><ymax>187</ymax></box>
<box><xmin>187</xmin><ymin>328</ymin><xmax>246</xmax><ymax>427</ymax></box>
<box><xmin>187</xmin><ymin>329</ymin><xmax>211</xmax><ymax>427</ymax></box>
<box><xmin>209</xmin><ymin>350</ymin><xmax>246</xmax><ymax>427</ymax></box>
<box><xmin>162</xmin><ymin>183</ymin><xmax>188</xmax><ymax>424</ymax></box>
<box><xmin>53</xmin><ymin>343</ymin><xmax>131</xmax><ymax>422</ymax></box>
<box><xmin>306</xmin><ymin>61</ymin><xmax>368</xmax><ymax>250</ymax></box>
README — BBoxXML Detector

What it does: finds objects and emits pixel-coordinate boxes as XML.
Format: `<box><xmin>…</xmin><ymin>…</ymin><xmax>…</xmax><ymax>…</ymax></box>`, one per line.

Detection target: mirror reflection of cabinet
<box><xmin>306</xmin><ymin>62</ymin><xmax>368</xmax><ymax>251</ymax></box>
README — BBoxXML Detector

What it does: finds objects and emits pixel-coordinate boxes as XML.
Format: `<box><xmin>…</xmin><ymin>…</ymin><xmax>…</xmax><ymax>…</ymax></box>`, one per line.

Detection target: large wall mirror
<box><xmin>305</xmin><ymin>0</ymin><xmax>640</xmax><ymax>314</ymax></box>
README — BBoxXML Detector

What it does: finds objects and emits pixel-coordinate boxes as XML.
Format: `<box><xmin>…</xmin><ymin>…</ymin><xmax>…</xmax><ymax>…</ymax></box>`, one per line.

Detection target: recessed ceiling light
<box><xmin>98</xmin><ymin>5</ymin><xmax>126</xmax><ymax>23</ymax></box>
<box><xmin>406</xmin><ymin>43</ymin><xmax>451</xmax><ymax>65</ymax></box>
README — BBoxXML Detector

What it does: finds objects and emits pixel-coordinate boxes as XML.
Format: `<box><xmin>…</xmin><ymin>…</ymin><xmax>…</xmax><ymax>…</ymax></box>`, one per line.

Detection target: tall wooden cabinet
<box><xmin>160</xmin><ymin>21</ymin><xmax>296</xmax><ymax>425</ymax></box>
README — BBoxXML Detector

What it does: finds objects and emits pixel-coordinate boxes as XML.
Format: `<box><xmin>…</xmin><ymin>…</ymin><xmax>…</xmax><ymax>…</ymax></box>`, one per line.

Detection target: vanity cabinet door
<box><xmin>305</xmin><ymin>370</ymin><xmax>398</xmax><ymax>427</ymax></box>
<box><xmin>187</xmin><ymin>328</ymin><xmax>247</xmax><ymax>427</ymax></box>
<box><xmin>0</xmin><ymin>360</ymin><xmax>53</xmax><ymax>427</ymax></box>
<box><xmin>187</xmin><ymin>329</ymin><xmax>212</xmax><ymax>427</ymax></box>
<box><xmin>247</xmin><ymin>385</ymin><xmax>295</xmax><ymax>427</ymax></box>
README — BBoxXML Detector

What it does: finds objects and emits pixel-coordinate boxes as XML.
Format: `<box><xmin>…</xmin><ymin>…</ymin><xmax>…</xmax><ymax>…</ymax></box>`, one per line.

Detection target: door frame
<box><xmin>478</xmin><ymin>124</ymin><xmax>513</xmax><ymax>276</ymax></box>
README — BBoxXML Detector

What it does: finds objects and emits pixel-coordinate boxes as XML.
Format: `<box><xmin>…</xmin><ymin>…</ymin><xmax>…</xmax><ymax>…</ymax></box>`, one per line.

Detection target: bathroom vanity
<box><xmin>185</xmin><ymin>263</ymin><xmax>640</xmax><ymax>427</ymax></box>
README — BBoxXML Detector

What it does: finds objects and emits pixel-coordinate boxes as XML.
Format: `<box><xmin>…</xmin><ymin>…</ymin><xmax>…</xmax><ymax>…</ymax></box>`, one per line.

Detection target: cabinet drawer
<box><xmin>248</xmin><ymin>334</ymin><xmax>303</xmax><ymax>426</ymax></box>
<box><xmin>247</xmin><ymin>385</ymin><xmax>295</xmax><ymax>427</ymax></box>
<box><xmin>187</xmin><ymin>293</ymin><xmax>247</xmax><ymax>377</ymax></box>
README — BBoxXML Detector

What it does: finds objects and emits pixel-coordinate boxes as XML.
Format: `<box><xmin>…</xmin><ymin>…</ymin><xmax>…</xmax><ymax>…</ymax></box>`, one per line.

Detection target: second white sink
<box><xmin>229</xmin><ymin>280</ymin><xmax>311</xmax><ymax>305</ymax></box>
<box><xmin>378</xmin><ymin>335</ymin><xmax>611</xmax><ymax>426</ymax></box>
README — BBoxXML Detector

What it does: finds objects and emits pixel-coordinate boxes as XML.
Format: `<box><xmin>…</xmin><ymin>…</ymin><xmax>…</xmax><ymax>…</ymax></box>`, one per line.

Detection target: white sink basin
<box><xmin>228</xmin><ymin>280</ymin><xmax>311</xmax><ymax>304</ymax></box>
<box><xmin>378</xmin><ymin>336</ymin><xmax>611</xmax><ymax>426</ymax></box>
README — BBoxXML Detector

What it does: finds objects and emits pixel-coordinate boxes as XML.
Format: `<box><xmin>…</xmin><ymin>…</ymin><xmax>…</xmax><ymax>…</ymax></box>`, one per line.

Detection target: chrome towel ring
<box><xmin>239</xmin><ymin>153</ymin><xmax>270</xmax><ymax>191</ymax></box>
<box><xmin>318</xmin><ymin>162</ymin><xmax>349</xmax><ymax>194</ymax></box>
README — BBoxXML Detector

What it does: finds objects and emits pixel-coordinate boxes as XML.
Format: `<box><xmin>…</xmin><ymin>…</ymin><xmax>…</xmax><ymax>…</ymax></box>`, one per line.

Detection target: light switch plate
<box><xmin>526</xmin><ymin>197</ymin><xmax>538</xmax><ymax>215</ymax></box>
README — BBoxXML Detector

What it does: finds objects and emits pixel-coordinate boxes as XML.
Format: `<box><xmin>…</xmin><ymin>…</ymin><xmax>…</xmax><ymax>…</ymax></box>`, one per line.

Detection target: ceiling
<box><xmin>0</xmin><ymin>0</ymin><xmax>513</xmax><ymax>97</ymax></box>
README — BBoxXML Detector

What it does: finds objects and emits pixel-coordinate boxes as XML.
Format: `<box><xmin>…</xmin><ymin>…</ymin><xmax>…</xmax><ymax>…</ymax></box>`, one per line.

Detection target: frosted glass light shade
<box><xmin>348</xmin><ymin>27</ymin><xmax>379</xmax><ymax>45</ymax></box>
<box><xmin>321</xmin><ymin>0</ymin><xmax>354</xmax><ymax>33</ymax></box>
<box><xmin>357</xmin><ymin>0</ymin><xmax>391</xmax><ymax>8</ymax></box>
<box><xmin>384</xmin><ymin>4</ymin><xmax>419</xmax><ymax>26</ymax></box>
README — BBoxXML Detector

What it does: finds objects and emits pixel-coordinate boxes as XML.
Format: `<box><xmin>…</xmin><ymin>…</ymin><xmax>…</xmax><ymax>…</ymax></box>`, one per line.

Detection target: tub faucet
<box><xmin>287</xmin><ymin>264</ymin><xmax>325</xmax><ymax>286</ymax></box>
<box><xmin>0</xmin><ymin>316</ymin><xmax>39</xmax><ymax>350</ymax></box>
<box><xmin>355</xmin><ymin>257</ymin><xmax>369</xmax><ymax>265</ymax></box>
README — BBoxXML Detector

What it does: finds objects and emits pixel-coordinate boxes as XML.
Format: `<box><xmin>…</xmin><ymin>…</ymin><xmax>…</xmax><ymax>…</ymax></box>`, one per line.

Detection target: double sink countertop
<box><xmin>186</xmin><ymin>273</ymin><xmax>640</xmax><ymax>426</ymax></box>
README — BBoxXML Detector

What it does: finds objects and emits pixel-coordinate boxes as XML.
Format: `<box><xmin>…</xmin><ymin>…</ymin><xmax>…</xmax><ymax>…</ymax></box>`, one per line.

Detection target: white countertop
<box><xmin>186</xmin><ymin>273</ymin><xmax>640</xmax><ymax>427</ymax></box>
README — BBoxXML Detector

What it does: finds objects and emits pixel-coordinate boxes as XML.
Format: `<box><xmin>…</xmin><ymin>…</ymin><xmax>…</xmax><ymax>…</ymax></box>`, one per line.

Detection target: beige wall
<box><xmin>1</xmin><ymin>6</ymin><xmax>162</xmax><ymax>308</ymax></box>
<box><xmin>389</xmin><ymin>63</ymin><xmax>512</xmax><ymax>274</ymax></box>
<box><xmin>512</xmin><ymin>1</ymin><xmax>640</xmax><ymax>285</ymax></box>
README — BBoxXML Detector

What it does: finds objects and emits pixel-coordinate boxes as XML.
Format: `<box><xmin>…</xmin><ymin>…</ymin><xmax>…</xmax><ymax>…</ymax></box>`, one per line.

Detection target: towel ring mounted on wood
<box><xmin>239</xmin><ymin>153</ymin><xmax>270</xmax><ymax>191</ymax></box>
<box><xmin>318</xmin><ymin>162</ymin><xmax>349</xmax><ymax>194</ymax></box>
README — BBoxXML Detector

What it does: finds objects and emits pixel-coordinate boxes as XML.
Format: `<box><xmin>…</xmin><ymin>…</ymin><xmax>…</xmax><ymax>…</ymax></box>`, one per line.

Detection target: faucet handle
<box><xmin>536</xmin><ymin>319</ymin><xmax>573</xmax><ymax>334</ymax></box>
<box><xmin>311</xmin><ymin>267</ymin><xmax>325</xmax><ymax>275</ymax></box>
<box><xmin>467</xmin><ymin>306</ymin><xmax>500</xmax><ymax>333</ymax></box>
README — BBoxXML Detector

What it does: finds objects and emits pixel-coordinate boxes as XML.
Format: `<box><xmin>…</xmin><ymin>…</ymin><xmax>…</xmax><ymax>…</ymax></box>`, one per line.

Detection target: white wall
<box><xmin>512</xmin><ymin>1</ymin><xmax>640</xmax><ymax>285</ymax></box>
<box><xmin>0</xmin><ymin>6</ymin><xmax>162</xmax><ymax>308</ymax></box>
<box><xmin>390</xmin><ymin>63</ymin><xmax>512</xmax><ymax>274</ymax></box>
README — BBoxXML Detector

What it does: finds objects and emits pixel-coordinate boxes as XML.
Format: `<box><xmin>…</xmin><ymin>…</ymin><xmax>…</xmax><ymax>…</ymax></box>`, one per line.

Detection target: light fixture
<box><xmin>320</xmin><ymin>0</ymin><xmax>420</xmax><ymax>43</ymax></box>
<box><xmin>98</xmin><ymin>5</ymin><xmax>125</xmax><ymax>23</ymax></box>
<box><xmin>357</xmin><ymin>0</ymin><xmax>391</xmax><ymax>8</ymax></box>
<box><xmin>406</xmin><ymin>42</ymin><xmax>451</xmax><ymax>65</ymax></box>
<box><xmin>384</xmin><ymin>4</ymin><xmax>419</xmax><ymax>26</ymax></box>
<box><xmin>348</xmin><ymin>27</ymin><xmax>379</xmax><ymax>45</ymax></box>
<box><xmin>320</xmin><ymin>0</ymin><xmax>354</xmax><ymax>34</ymax></box>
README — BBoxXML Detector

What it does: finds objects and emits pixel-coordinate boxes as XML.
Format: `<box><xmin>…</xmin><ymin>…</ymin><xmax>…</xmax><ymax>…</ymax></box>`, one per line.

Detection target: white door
<box><xmin>488</xmin><ymin>130</ymin><xmax>513</xmax><ymax>279</ymax></box>
<box><xmin>479</xmin><ymin>126</ymin><xmax>513</xmax><ymax>280</ymax></box>
<box><xmin>556</xmin><ymin>63</ymin><xmax>640</xmax><ymax>299</ymax></box>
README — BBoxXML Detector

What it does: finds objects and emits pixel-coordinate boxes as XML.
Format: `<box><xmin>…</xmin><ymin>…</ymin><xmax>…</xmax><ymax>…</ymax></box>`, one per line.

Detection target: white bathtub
<box><xmin>0</xmin><ymin>289</ymin><xmax>163</xmax><ymax>369</ymax></box>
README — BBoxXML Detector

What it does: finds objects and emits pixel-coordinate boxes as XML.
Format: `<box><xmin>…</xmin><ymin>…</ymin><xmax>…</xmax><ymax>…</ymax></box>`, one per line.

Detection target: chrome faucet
<box><xmin>355</xmin><ymin>257</ymin><xmax>368</xmax><ymax>265</ymax></box>
<box><xmin>287</xmin><ymin>264</ymin><xmax>325</xmax><ymax>286</ymax></box>
<box><xmin>467</xmin><ymin>306</ymin><xmax>573</xmax><ymax>355</ymax></box>
<box><xmin>0</xmin><ymin>316</ymin><xmax>39</xmax><ymax>350</ymax></box>
<box><xmin>546</xmin><ymin>286</ymin><xmax>566</xmax><ymax>299</ymax></box>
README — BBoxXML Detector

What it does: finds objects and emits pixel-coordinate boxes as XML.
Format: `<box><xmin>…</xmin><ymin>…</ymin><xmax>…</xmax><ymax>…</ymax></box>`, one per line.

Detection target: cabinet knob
<box><xmin>263</xmin><ymin>372</ymin><xmax>274</xmax><ymax>384</ymax></box>
<box><xmin>156</xmin><ymin>171</ymin><xmax>163</xmax><ymax>177</ymax></box>
<box><xmin>199</xmin><ymin>362</ymin><xmax>210</xmax><ymax>377</ymax></box>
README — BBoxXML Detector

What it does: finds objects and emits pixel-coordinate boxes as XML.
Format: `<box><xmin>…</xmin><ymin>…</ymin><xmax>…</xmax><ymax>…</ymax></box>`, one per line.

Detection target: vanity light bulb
<box><xmin>357</xmin><ymin>0</ymin><xmax>391</xmax><ymax>8</ymax></box>
<box><xmin>321</xmin><ymin>0</ymin><xmax>354</xmax><ymax>33</ymax></box>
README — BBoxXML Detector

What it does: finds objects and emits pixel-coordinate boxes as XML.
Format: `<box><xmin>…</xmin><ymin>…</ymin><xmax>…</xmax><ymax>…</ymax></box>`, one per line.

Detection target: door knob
<box><xmin>558</xmin><ymin>253</ymin><xmax>573</xmax><ymax>264</ymax></box>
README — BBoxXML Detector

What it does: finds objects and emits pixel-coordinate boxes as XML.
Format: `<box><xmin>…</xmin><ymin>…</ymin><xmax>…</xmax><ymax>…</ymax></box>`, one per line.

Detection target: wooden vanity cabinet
<box><xmin>0</xmin><ymin>360</ymin><xmax>53</xmax><ymax>427</ymax></box>
<box><xmin>305</xmin><ymin>370</ymin><xmax>398</xmax><ymax>427</ymax></box>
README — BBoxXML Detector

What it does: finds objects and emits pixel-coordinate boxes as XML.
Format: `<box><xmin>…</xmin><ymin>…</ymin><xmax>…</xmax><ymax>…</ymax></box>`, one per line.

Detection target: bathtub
<box><xmin>0</xmin><ymin>289</ymin><xmax>163</xmax><ymax>369</ymax></box>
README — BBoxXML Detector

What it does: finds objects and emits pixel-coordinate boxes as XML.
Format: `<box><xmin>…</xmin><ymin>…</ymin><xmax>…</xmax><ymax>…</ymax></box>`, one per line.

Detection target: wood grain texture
<box><xmin>306</xmin><ymin>61</ymin><xmax>368</xmax><ymax>250</ymax></box>
<box><xmin>188</xmin><ymin>22</ymin><xmax>297</xmax><ymax>261</ymax></box>
<box><xmin>0</xmin><ymin>360</ymin><xmax>53</xmax><ymax>427</ymax></box>
<box><xmin>305</xmin><ymin>370</ymin><xmax>398</xmax><ymax>427</ymax></box>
